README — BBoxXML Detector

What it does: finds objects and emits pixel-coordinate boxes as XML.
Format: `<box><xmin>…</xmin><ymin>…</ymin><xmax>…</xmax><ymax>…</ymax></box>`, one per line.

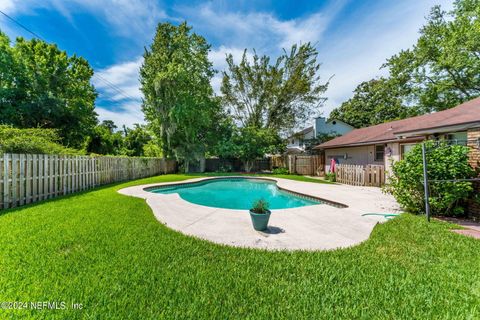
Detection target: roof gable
<box><xmin>325</xmin><ymin>118</ymin><xmax>355</xmax><ymax>129</ymax></box>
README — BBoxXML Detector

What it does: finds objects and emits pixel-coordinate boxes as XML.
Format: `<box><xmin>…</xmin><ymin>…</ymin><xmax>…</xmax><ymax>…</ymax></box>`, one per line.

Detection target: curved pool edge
<box><xmin>117</xmin><ymin>176</ymin><xmax>401</xmax><ymax>251</ymax></box>
<box><xmin>143</xmin><ymin>176</ymin><xmax>348</xmax><ymax>209</ymax></box>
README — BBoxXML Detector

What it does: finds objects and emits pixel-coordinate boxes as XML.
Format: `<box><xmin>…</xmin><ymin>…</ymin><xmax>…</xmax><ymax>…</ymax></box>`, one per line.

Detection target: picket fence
<box><xmin>335</xmin><ymin>164</ymin><xmax>385</xmax><ymax>187</ymax></box>
<box><xmin>0</xmin><ymin>153</ymin><xmax>177</xmax><ymax>209</ymax></box>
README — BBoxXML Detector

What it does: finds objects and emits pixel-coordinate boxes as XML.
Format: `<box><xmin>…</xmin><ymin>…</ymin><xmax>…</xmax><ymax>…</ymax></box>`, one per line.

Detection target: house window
<box><xmin>374</xmin><ymin>145</ymin><xmax>385</xmax><ymax>162</ymax></box>
<box><xmin>401</xmin><ymin>144</ymin><xmax>416</xmax><ymax>159</ymax></box>
<box><xmin>444</xmin><ymin>131</ymin><xmax>467</xmax><ymax>145</ymax></box>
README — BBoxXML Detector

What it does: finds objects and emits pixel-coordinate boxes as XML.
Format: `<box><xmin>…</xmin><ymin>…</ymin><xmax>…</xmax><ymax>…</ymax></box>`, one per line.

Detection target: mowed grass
<box><xmin>0</xmin><ymin>174</ymin><xmax>479</xmax><ymax>319</ymax></box>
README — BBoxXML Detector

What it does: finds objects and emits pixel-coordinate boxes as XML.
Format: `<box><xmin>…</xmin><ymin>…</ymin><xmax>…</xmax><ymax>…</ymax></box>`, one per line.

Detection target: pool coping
<box><xmin>118</xmin><ymin>176</ymin><xmax>402</xmax><ymax>251</ymax></box>
<box><xmin>143</xmin><ymin>176</ymin><xmax>348</xmax><ymax>209</ymax></box>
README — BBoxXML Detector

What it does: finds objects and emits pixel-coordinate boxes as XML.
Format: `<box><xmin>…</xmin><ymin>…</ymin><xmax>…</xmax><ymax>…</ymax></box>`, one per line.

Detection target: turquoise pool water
<box><xmin>149</xmin><ymin>178</ymin><xmax>322</xmax><ymax>210</ymax></box>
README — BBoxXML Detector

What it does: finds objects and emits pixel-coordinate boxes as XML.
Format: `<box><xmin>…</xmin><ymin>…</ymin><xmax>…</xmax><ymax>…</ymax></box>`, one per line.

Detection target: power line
<box><xmin>0</xmin><ymin>9</ymin><xmax>44</xmax><ymax>40</ymax></box>
<box><xmin>0</xmin><ymin>9</ymin><xmax>139</xmax><ymax>102</ymax></box>
<box><xmin>93</xmin><ymin>74</ymin><xmax>139</xmax><ymax>101</ymax></box>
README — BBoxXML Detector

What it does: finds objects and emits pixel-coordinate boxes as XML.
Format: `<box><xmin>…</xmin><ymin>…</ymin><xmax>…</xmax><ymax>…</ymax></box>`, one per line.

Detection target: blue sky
<box><xmin>0</xmin><ymin>0</ymin><xmax>452</xmax><ymax>128</ymax></box>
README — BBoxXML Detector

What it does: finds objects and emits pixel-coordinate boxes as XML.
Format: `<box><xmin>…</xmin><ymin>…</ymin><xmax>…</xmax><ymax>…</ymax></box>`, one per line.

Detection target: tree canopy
<box><xmin>385</xmin><ymin>0</ymin><xmax>480</xmax><ymax>113</ymax></box>
<box><xmin>329</xmin><ymin>78</ymin><xmax>412</xmax><ymax>128</ymax></box>
<box><xmin>140</xmin><ymin>22</ymin><xmax>221</xmax><ymax>171</ymax></box>
<box><xmin>0</xmin><ymin>32</ymin><xmax>98</xmax><ymax>148</ymax></box>
<box><xmin>221</xmin><ymin>43</ymin><xmax>329</xmax><ymax>135</ymax></box>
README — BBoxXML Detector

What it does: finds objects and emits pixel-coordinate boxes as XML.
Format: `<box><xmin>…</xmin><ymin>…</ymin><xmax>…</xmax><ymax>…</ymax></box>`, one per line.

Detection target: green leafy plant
<box><xmin>0</xmin><ymin>125</ymin><xmax>83</xmax><ymax>155</ymax></box>
<box><xmin>325</xmin><ymin>172</ymin><xmax>336</xmax><ymax>182</ymax></box>
<box><xmin>251</xmin><ymin>199</ymin><xmax>270</xmax><ymax>214</ymax></box>
<box><xmin>140</xmin><ymin>22</ymin><xmax>221</xmax><ymax>172</ymax></box>
<box><xmin>218</xmin><ymin>163</ymin><xmax>233</xmax><ymax>173</ymax></box>
<box><xmin>0</xmin><ymin>32</ymin><xmax>97</xmax><ymax>148</ymax></box>
<box><xmin>272</xmin><ymin>167</ymin><xmax>289</xmax><ymax>175</ymax></box>
<box><xmin>384</xmin><ymin>141</ymin><xmax>476</xmax><ymax>216</ymax></box>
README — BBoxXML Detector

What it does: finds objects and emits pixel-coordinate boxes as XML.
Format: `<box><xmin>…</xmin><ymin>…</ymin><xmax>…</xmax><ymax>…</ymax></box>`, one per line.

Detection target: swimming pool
<box><xmin>148</xmin><ymin>178</ymin><xmax>322</xmax><ymax>210</ymax></box>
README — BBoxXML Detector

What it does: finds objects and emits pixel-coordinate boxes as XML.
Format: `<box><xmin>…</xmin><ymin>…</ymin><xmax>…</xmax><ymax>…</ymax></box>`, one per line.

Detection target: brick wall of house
<box><xmin>467</xmin><ymin>128</ymin><xmax>480</xmax><ymax>218</ymax></box>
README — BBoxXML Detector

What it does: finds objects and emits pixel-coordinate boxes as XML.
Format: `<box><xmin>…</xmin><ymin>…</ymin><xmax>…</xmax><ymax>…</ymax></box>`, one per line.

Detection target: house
<box><xmin>314</xmin><ymin>97</ymin><xmax>480</xmax><ymax>176</ymax></box>
<box><xmin>286</xmin><ymin>117</ymin><xmax>354</xmax><ymax>153</ymax></box>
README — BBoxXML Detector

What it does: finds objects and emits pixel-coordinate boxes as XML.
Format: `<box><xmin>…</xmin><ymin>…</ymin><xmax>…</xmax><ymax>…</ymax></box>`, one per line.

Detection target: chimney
<box><xmin>314</xmin><ymin>117</ymin><xmax>326</xmax><ymax>138</ymax></box>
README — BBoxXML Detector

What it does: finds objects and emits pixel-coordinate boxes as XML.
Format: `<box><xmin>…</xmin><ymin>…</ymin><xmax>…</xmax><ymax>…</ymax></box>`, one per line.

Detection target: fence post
<box><xmin>3</xmin><ymin>153</ymin><xmax>10</xmax><ymax>209</ymax></box>
<box><xmin>422</xmin><ymin>143</ymin><xmax>431</xmax><ymax>222</ymax></box>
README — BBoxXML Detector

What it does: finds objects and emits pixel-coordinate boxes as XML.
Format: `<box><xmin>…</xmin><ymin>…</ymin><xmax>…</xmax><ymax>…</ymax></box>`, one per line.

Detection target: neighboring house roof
<box><xmin>289</xmin><ymin>126</ymin><xmax>313</xmax><ymax>139</ymax></box>
<box><xmin>315</xmin><ymin>97</ymin><xmax>480</xmax><ymax>149</ymax></box>
<box><xmin>285</xmin><ymin>146</ymin><xmax>304</xmax><ymax>154</ymax></box>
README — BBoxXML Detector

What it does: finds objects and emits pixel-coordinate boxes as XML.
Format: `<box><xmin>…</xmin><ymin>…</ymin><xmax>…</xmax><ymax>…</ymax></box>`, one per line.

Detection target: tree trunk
<box><xmin>199</xmin><ymin>155</ymin><xmax>206</xmax><ymax>173</ymax></box>
<box><xmin>184</xmin><ymin>159</ymin><xmax>190</xmax><ymax>173</ymax></box>
<box><xmin>245</xmin><ymin>160</ymin><xmax>254</xmax><ymax>173</ymax></box>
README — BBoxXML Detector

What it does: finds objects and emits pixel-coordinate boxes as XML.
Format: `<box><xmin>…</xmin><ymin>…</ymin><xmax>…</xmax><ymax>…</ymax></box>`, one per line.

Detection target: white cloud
<box><xmin>93</xmin><ymin>56</ymin><xmax>143</xmax><ymax>101</ymax></box>
<box><xmin>208</xmin><ymin>46</ymin><xmax>254</xmax><ymax>94</ymax></box>
<box><xmin>273</xmin><ymin>3</ymin><xmax>348</xmax><ymax>50</ymax></box>
<box><xmin>319</xmin><ymin>0</ymin><xmax>454</xmax><ymax>117</ymax></box>
<box><xmin>92</xmin><ymin>57</ymin><xmax>144</xmax><ymax>128</ymax></box>
<box><xmin>0</xmin><ymin>0</ymin><xmax>15</xmax><ymax>13</ymax></box>
<box><xmin>96</xmin><ymin>102</ymin><xmax>144</xmax><ymax>129</ymax></box>
<box><xmin>179</xmin><ymin>1</ymin><xmax>347</xmax><ymax>103</ymax></box>
<box><xmin>181</xmin><ymin>1</ymin><xmax>346</xmax><ymax>53</ymax></box>
<box><xmin>1</xmin><ymin>0</ymin><xmax>166</xmax><ymax>38</ymax></box>
<box><xmin>209</xmin><ymin>46</ymin><xmax>246</xmax><ymax>71</ymax></box>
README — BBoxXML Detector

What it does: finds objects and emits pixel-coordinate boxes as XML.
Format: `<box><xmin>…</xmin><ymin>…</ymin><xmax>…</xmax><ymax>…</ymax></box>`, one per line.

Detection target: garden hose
<box><xmin>361</xmin><ymin>213</ymin><xmax>400</xmax><ymax>220</ymax></box>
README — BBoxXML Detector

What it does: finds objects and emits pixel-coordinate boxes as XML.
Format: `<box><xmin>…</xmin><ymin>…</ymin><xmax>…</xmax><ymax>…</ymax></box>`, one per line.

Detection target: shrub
<box><xmin>0</xmin><ymin>125</ymin><xmax>83</xmax><ymax>155</ymax></box>
<box><xmin>218</xmin><ymin>163</ymin><xmax>233</xmax><ymax>173</ymax></box>
<box><xmin>143</xmin><ymin>141</ymin><xmax>163</xmax><ymax>158</ymax></box>
<box><xmin>325</xmin><ymin>172</ymin><xmax>336</xmax><ymax>182</ymax></box>
<box><xmin>384</xmin><ymin>141</ymin><xmax>476</xmax><ymax>216</ymax></box>
<box><xmin>272</xmin><ymin>167</ymin><xmax>289</xmax><ymax>175</ymax></box>
<box><xmin>251</xmin><ymin>199</ymin><xmax>269</xmax><ymax>214</ymax></box>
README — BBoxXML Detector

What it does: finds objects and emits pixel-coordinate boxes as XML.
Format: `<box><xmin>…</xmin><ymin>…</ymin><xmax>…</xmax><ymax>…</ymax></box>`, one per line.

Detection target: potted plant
<box><xmin>249</xmin><ymin>199</ymin><xmax>271</xmax><ymax>231</ymax></box>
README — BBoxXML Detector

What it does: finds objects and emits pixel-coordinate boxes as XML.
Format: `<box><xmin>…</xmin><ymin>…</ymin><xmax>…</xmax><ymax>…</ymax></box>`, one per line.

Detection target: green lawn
<box><xmin>0</xmin><ymin>174</ymin><xmax>478</xmax><ymax>319</ymax></box>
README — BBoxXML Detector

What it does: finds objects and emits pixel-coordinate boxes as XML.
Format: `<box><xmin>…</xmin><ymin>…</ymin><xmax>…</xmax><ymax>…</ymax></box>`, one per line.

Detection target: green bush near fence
<box><xmin>384</xmin><ymin>141</ymin><xmax>476</xmax><ymax>216</ymax></box>
<box><xmin>324</xmin><ymin>172</ymin><xmax>336</xmax><ymax>182</ymax></box>
<box><xmin>272</xmin><ymin>167</ymin><xmax>289</xmax><ymax>175</ymax></box>
<box><xmin>0</xmin><ymin>125</ymin><xmax>83</xmax><ymax>155</ymax></box>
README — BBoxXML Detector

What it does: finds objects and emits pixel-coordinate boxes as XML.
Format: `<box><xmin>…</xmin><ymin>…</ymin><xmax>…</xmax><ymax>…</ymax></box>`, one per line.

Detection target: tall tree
<box><xmin>140</xmin><ymin>22</ymin><xmax>219</xmax><ymax>171</ymax></box>
<box><xmin>0</xmin><ymin>32</ymin><xmax>98</xmax><ymax>148</ymax></box>
<box><xmin>221</xmin><ymin>43</ymin><xmax>329</xmax><ymax>135</ymax></box>
<box><xmin>329</xmin><ymin>78</ymin><xmax>412</xmax><ymax>128</ymax></box>
<box><xmin>385</xmin><ymin>0</ymin><xmax>480</xmax><ymax>113</ymax></box>
<box><xmin>86</xmin><ymin>120</ymin><xmax>124</xmax><ymax>155</ymax></box>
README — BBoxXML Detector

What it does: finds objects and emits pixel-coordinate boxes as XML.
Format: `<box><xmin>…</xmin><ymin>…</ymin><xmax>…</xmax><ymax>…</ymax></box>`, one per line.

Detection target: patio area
<box><xmin>119</xmin><ymin>177</ymin><xmax>401</xmax><ymax>250</ymax></box>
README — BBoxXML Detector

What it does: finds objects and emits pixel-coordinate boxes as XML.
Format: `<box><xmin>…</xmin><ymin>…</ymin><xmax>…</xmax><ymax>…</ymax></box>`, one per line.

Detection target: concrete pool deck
<box><xmin>118</xmin><ymin>177</ymin><xmax>401</xmax><ymax>251</ymax></box>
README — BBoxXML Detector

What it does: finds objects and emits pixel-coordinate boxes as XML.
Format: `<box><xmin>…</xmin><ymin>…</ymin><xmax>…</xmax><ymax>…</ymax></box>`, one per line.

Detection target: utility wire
<box><xmin>92</xmin><ymin>74</ymin><xmax>139</xmax><ymax>101</ymax></box>
<box><xmin>0</xmin><ymin>9</ymin><xmax>43</xmax><ymax>40</ymax></box>
<box><xmin>0</xmin><ymin>9</ymin><xmax>139</xmax><ymax>102</ymax></box>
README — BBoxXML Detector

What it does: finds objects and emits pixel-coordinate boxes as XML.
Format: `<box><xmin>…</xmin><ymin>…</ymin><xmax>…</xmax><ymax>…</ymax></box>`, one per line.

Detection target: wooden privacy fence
<box><xmin>270</xmin><ymin>155</ymin><xmax>287</xmax><ymax>169</ymax></box>
<box><xmin>0</xmin><ymin>154</ymin><xmax>177</xmax><ymax>209</ymax></box>
<box><xmin>204</xmin><ymin>158</ymin><xmax>270</xmax><ymax>172</ymax></box>
<box><xmin>288</xmin><ymin>155</ymin><xmax>324</xmax><ymax>176</ymax></box>
<box><xmin>335</xmin><ymin>164</ymin><xmax>385</xmax><ymax>187</ymax></box>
